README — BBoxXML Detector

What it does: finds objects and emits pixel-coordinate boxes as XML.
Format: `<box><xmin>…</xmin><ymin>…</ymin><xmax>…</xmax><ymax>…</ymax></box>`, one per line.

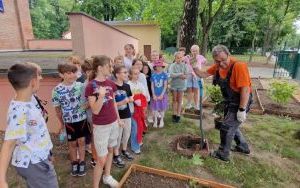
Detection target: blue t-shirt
<box><xmin>150</xmin><ymin>72</ymin><xmax>168</xmax><ymax>96</ymax></box>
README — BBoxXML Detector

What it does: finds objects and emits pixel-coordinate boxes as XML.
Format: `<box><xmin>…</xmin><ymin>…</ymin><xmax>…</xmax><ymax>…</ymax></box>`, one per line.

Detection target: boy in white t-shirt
<box><xmin>0</xmin><ymin>63</ymin><xmax>58</xmax><ymax>188</ymax></box>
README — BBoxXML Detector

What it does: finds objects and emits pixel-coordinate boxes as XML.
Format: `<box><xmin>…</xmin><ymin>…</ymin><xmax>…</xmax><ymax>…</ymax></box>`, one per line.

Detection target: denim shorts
<box><xmin>170</xmin><ymin>87</ymin><xmax>186</xmax><ymax>92</ymax></box>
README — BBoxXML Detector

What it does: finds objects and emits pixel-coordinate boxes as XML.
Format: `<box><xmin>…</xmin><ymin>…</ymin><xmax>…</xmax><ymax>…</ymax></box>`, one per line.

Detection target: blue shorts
<box><xmin>186</xmin><ymin>75</ymin><xmax>200</xmax><ymax>89</ymax></box>
<box><xmin>170</xmin><ymin>88</ymin><xmax>186</xmax><ymax>92</ymax></box>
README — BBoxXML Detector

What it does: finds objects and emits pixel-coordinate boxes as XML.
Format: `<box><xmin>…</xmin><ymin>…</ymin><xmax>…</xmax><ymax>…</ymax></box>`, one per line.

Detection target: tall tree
<box><xmin>179</xmin><ymin>0</ymin><xmax>199</xmax><ymax>53</ymax></box>
<box><xmin>142</xmin><ymin>0</ymin><xmax>184</xmax><ymax>48</ymax></box>
<box><xmin>77</xmin><ymin>0</ymin><xmax>141</xmax><ymax>21</ymax></box>
<box><xmin>199</xmin><ymin>0</ymin><xmax>226</xmax><ymax>56</ymax></box>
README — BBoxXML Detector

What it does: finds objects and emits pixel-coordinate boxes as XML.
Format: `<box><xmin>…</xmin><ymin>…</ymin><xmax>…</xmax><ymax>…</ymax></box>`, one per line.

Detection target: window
<box><xmin>0</xmin><ymin>0</ymin><xmax>4</xmax><ymax>13</ymax></box>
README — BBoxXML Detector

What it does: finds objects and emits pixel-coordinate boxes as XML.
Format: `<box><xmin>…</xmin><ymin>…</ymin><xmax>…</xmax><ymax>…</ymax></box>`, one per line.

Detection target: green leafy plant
<box><xmin>205</xmin><ymin>85</ymin><xmax>224</xmax><ymax>116</ymax></box>
<box><xmin>268</xmin><ymin>80</ymin><xmax>297</xmax><ymax>105</ymax></box>
<box><xmin>188</xmin><ymin>179</ymin><xmax>200</xmax><ymax>188</ymax></box>
<box><xmin>192</xmin><ymin>154</ymin><xmax>204</xmax><ymax>166</ymax></box>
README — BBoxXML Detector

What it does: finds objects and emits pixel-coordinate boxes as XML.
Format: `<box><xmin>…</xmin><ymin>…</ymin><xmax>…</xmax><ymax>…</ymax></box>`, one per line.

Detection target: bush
<box><xmin>205</xmin><ymin>85</ymin><xmax>224</xmax><ymax>116</ymax></box>
<box><xmin>268</xmin><ymin>80</ymin><xmax>297</xmax><ymax>105</ymax></box>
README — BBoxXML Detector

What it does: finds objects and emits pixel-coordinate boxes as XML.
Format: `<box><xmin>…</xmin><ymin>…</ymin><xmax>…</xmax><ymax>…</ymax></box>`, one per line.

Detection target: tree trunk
<box><xmin>199</xmin><ymin>0</ymin><xmax>226</xmax><ymax>57</ymax></box>
<box><xmin>201</xmin><ymin>31</ymin><xmax>209</xmax><ymax>57</ymax></box>
<box><xmin>249</xmin><ymin>31</ymin><xmax>257</xmax><ymax>63</ymax></box>
<box><xmin>179</xmin><ymin>0</ymin><xmax>199</xmax><ymax>53</ymax></box>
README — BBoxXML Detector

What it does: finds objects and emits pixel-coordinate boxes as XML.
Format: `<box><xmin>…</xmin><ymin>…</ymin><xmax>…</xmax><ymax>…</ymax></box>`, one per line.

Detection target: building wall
<box><xmin>28</xmin><ymin>39</ymin><xmax>72</xmax><ymax>50</ymax></box>
<box><xmin>69</xmin><ymin>12</ymin><xmax>139</xmax><ymax>59</ymax></box>
<box><xmin>0</xmin><ymin>76</ymin><xmax>61</xmax><ymax>133</ymax></box>
<box><xmin>113</xmin><ymin>25</ymin><xmax>161</xmax><ymax>54</ymax></box>
<box><xmin>0</xmin><ymin>0</ymin><xmax>34</xmax><ymax>51</ymax></box>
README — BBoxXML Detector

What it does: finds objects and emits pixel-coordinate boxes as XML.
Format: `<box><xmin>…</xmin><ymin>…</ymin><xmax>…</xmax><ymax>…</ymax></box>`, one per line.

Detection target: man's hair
<box><xmin>57</xmin><ymin>63</ymin><xmax>77</xmax><ymax>74</ymax></box>
<box><xmin>212</xmin><ymin>45</ymin><xmax>230</xmax><ymax>58</ymax></box>
<box><xmin>8</xmin><ymin>63</ymin><xmax>39</xmax><ymax>90</ymax></box>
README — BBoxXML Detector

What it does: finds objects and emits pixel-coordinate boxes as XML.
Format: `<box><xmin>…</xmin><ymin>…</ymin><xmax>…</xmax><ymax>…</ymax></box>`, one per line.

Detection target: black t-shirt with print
<box><xmin>115</xmin><ymin>83</ymin><xmax>132</xmax><ymax>119</ymax></box>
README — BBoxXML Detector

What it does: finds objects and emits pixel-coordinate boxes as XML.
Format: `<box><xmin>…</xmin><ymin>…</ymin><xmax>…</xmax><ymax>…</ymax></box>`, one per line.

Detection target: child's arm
<box><xmin>151</xmin><ymin>82</ymin><xmax>156</xmax><ymax>100</ymax></box>
<box><xmin>0</xmin><ymin>139</ymin><xmax>16</xmax><ymax>188</ymax></box>
<box><xmin>158</xmin><ymin>80</ymin><xmax>168</xmax><ymax>99</ymax></box>
<box><xmin>88</xmin><ymin>86</ymin><xmax>106</xmax><ymax>115</ymax></box>
<box><xmin>116</xmin><ymin>98</ymin><xmax>130</xmax><ymax>107</ymax></box>
<box><xmin>169</xmin><ymin>64</ymin><xmax>183</xmax><ymax>78</ymax></box>
<box><xmin>54</xmin><ymin>106</ymin><xmax>64</xmax><ymax>133</ymax></box>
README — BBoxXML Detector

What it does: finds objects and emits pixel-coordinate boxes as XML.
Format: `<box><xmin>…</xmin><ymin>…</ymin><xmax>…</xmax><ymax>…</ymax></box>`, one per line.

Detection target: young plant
<box><xmin>191</xmin><ymin>154</ymin><xmax>204</xmax><ymax>166</ymax></box>
<box><xmin>205</xmin><ymin>85</ymin><xmax>224</xmax><ymax>116</ymax></box>
<box><xmin>267</xmin><ymin>80</ymin><xmax>297</xmax><ymax>105</ymax></box>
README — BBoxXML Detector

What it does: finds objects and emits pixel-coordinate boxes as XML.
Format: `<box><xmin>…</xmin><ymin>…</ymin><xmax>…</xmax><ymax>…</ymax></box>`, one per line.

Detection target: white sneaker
<box><xmin>153</xmin><ymin>120</ymin><xmax>158</xmax><ymax>128</ymax></box>
<box><xmin>186</xmin><ymin>103</ymin><xmax>192</xmax><ymax>109</ymax></box>
<box><xmin>147</xmin><ymin>116</ymin><xmax>154</xmax><ymax>123</ymax></box>
<box><xmin>159</xmin><ymin>119</ymin><xmax>164</xmax><ymax>128</ymax></box>
<box><xmin>103</xmin><ymin>175</ymin><xmax>119</xmax><ymax>188</ymax></box>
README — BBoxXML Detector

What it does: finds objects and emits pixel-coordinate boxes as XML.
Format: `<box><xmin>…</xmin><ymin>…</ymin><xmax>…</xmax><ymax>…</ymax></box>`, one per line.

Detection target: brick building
<box><xmin>0</xmin><ymin>0</ymin><xmax>34</xmax><ymax>51</ymax></box>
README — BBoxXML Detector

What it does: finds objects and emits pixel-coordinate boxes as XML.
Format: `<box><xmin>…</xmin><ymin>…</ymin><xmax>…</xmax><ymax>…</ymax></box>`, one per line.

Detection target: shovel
<box><xmin>198</xmin><ymin>79</ymin><xmax>208</xmax><ymax>149</ymax></box>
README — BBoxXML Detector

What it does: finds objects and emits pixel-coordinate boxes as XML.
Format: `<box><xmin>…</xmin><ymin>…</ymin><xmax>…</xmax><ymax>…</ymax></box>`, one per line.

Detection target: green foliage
<box><xmin>141</xmin><ymin>0</ymin><xmax>184</xmax><ymax>48</ymax></box>
<box><xmin>188</xmin><ymin>179</ymin><xmax>200</xmax><ymax>188</ymax></box>
<box><xmin>30</xmin><ymin>0</ymin><xmax>74</xmax><ymax>39</ymax></box>
<box><xmin>191</xmin><ymin>154</ymin><xmax>204</xmax><ymax>166</ymax></box>
<box><xmin>267</xmin><ymin>80</ymin><xmax>297</xmax><ymax>105</ymax></box>
<box><xmin>205</xmin><ymin>85</ymin><xmax>224</xmax><ymax>116</ymax></box>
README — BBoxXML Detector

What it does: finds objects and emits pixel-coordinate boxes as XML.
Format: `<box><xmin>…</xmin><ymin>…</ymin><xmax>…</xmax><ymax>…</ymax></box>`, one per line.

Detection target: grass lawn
<box><xmin>3</xmin><ymin>110</ymin><xmax>300</xmax><ymax>188</ymax></box>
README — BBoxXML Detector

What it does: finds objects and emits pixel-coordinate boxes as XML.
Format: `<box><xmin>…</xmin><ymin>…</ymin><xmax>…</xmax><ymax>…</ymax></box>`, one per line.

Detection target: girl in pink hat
<box><xmin>150</xmin><ymin>60</ymin><xmax>169</xmax><ymax>128</ymax></box>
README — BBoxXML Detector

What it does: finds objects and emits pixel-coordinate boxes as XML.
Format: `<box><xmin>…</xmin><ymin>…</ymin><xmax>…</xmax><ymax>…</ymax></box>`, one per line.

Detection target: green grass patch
<box><xmin>204</xmin><ymin>156</ymin><xmax>291</xmax><ymax>188</ymax></box>
<box><xmin>245</xmin><ymin>115</ymin><xmax>300</xmax><ymax>160</ymax></box>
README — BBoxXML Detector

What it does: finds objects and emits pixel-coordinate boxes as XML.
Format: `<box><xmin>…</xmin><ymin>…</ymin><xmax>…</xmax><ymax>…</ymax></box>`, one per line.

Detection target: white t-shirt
<box><xmin>128</xmin><ymin>80</ymin><xmax>150</xmax><ymax>113</ymax></box>
<box><xmin>124</xmin><ymin>56</ymin><xmax>133</xmax><ymax>70</ymax></box>
<box><xmin>138</xmin><ymin>73</ymin><xmax>150</xmax><ymax>99</ymax></box>
<box><xmin>5</xmin><ymin>100</ymin><xmax>53</xmax><ymax>168</ymax></box>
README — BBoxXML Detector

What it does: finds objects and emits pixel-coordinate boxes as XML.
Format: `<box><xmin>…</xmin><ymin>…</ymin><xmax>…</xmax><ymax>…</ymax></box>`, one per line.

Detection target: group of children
<box><xmin>0</xmin><ymin>43</ymin><xmax>206</xmax><ymax>188</ymax></box>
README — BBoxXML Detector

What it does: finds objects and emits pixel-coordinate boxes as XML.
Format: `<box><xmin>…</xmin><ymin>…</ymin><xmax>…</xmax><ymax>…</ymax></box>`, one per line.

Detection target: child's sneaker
<box><xmin>121</xmin><ymin>150</ymin><xmax>134</xmax><ymax>161</ymax></box>
<box><xmin>112</xmin><ymin>155</ymin><xmax>125</xmax><ymax>168</ymax></box>
<box><xmin>71</xmin><ymin>161</ymin><xmax>79</xmax><ymax>176</ymax></box>
<box><xmin>159</xmin><ymin>119</ymin><xmax>164</xmax><ymax>128</ymax></box>
<box><xmin>103</xmin><ymin>175</ymin><xmax>119</xmax><ymax>188</ymax></box>
<box><xmin>153</xmin><ymin>118</ymin><xmax>158</xmax><ymax>128</ymax></box>
<box><xmin>90</xmin><ymin>158</ymin><xmax>96</xmax><ymax>168</ymax></box>
<box><xmin>147</xmin><ymin>116</ymin><xmax>153</xmax><ymax>123</ymax></box>
<box><xmin>132</xmin><ymin>149</ymin><xmax>141</xmax><ymax>155</ymax></box>
<box><xmin>172</xmin><ymin>115</ymin><xmax>176</xmax><ymax>122</ymax></box>
<box><xmin>78</xmin><ymin>161</ymin><xmax>86</xmax><ymax>176</ymax></box>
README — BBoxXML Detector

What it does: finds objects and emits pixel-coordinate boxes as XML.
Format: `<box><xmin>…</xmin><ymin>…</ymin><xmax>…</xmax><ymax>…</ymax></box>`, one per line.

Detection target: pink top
<box><xmin>185</xmin><ymin>55</ymin><xmax>206</xmax><ymax>77</ymax></box>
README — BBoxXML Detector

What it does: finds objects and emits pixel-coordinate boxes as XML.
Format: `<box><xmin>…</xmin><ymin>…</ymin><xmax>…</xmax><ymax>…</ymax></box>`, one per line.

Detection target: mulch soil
<box><xmin>123</xmin><ymin>171</ymin><xmax>206</xmax><ymax>188</ymax></box>
<box><xmin>257</xmin><ymin>89</ymin><xmax>300</xmax><ymax>118</ymax></box>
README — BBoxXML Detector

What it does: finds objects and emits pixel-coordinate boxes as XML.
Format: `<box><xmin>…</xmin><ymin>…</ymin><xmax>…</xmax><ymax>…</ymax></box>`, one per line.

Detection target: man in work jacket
<box><xmin>193</xmin><ymin>45</ymin><xmax>252</xmax><ymax>161</ymax></box>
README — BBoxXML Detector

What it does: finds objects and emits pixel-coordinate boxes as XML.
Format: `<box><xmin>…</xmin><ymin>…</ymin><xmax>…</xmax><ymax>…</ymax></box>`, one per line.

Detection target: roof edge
<box><xmin>66</xmin><ymin>12</ymin><xmax>139</xmax><ymax>40</ymax></box>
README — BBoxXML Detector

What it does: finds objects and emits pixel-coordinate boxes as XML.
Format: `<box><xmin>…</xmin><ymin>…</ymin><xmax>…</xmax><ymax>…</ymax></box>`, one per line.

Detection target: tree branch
<box><xmin>208</xmin><ymin>0</ymin><xmax>226</xmax><ymax>29</ymax></box>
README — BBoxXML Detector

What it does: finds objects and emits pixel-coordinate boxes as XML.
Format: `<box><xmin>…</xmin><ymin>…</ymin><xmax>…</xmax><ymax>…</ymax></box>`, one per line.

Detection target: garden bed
<box><xmin>249</xmin><ymin>89</ymin><xmax>264</xmax><ymax>115</ymax></box>
<box><xmin>257</xmin><ymin>89</ymin><xmax>300</xmax><ymax>118</ymax></box>
<box><xmin>251</xmin><ymin>78</ymin><xmax>264</xmax><ymax>90</ymax></box>
<box><xmin>119</xmin><ymin>164</ymin><xmax>234</xmax><ymax>188</ymax></box>
<box><xmin>170</xmin><ymin>135</ymin><xmax>210</xmax><ymax>158</ymax></box>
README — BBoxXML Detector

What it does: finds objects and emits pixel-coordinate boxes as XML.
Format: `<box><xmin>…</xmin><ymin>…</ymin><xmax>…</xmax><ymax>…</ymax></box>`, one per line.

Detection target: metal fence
<box><xmin>273</xmin><ymin>51</ymin><xmax>300</xmax><ymax>80</ymax></box>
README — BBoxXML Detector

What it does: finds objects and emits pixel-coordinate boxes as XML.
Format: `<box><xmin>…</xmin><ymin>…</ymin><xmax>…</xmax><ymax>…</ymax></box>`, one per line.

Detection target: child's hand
<box><xmin>118</xmin><ymin>119</ymin><xmax>125</xmax><ymax>127</ymax></box>
<box><xmin>134</xmin><ymin>99</ymin><xmax>142</xmax><ymax>106</ymax></box>
<box><xmin>128</xmin><ymin>96</ymin><xmax>134</xmax><ymax>102</ymax></box>
<box><xmin>180</xmin><ymin>74</ymin><xmax>187</xmax><ymax>79</ymax></box>
<box><xmin>56</xmin><ymin>124</ymin><xmax>64</xmax><ymax>135</ymax></box>
<box><xmin>158</xmin><ymin>95</ymin><xmax>163</xmax><ymax>100</ymax></box>
<box><xmin>123</xmin><ymin>97</ymin><xmax>130</xmax><ymax>104</ymax></box>
<box><xmin>153</xmin><ymin>95</ymin><xmax>158</xmax><ymax>100</ymax></box>
<box><xmin>98</xmin><ymin>86</ymin><xmax>106</xmax><ymax>97</ymax></box>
